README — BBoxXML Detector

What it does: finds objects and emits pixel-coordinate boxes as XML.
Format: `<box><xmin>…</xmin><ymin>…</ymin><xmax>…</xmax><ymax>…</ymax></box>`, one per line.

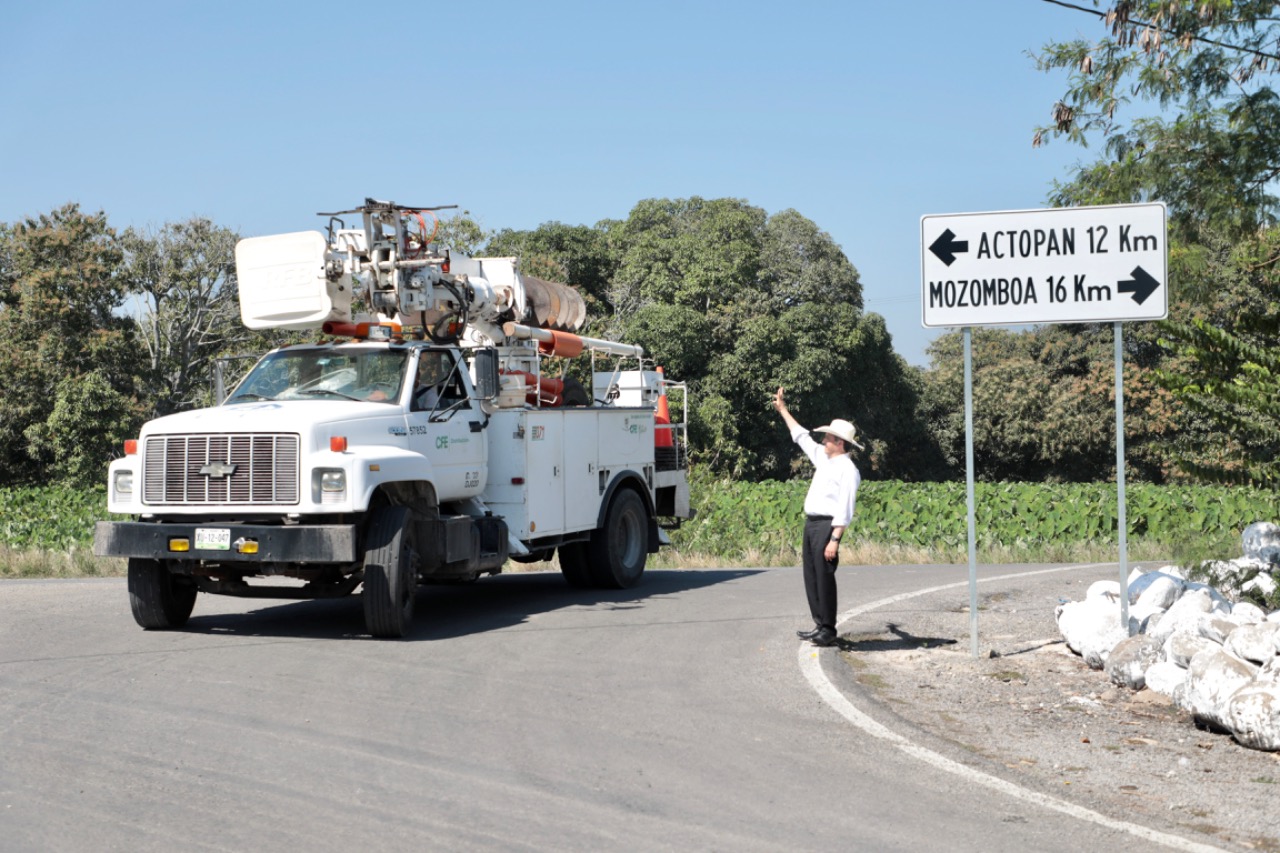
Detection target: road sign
<box><xmin>920</xmin><ymin>203</ymin><xmax>1168</xmax><ymax>328</ymax></box>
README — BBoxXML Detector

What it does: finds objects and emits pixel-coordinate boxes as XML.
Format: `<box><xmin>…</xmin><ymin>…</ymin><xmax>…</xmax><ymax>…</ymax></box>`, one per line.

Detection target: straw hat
<box><xmin>814</xmin><ymin>418</ymin><xmax>864</xmax><ymax>451</ymax></box>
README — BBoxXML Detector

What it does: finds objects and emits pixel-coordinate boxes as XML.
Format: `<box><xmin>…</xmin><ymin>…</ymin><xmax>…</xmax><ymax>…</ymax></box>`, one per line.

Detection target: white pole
<box><xmin>1115</xmin><ymin>322</ymin><xmax>1130</xmax><ymax>632</ymax></box>
<box><xmin>501</xmin><ymin>321</ymin><xmax>645</xmax><ymax>359</ymax></box>
<box><xmin>965</xmin><ymin>327</ymin><xmax>979</xmax><ymax>657</ymax></box>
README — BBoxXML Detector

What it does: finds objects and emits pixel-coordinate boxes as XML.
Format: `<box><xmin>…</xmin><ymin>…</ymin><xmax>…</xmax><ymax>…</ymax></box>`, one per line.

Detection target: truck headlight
<box><xmin>314</xmin><ymin>469</ymin><xmax>347</xmax><ymax>504</ymax></box>
<box><xmin>113</xmin><ymin>470</ymin><xmax>134</xmax><ymax>497</ymax></box>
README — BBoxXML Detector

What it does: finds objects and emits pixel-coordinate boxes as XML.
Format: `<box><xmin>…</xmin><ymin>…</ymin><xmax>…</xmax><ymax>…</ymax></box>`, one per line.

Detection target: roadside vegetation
<box><xmin>4</xmin><ymin>479</ymin><xmax>1271</xmax><ymax>579</ymax></box>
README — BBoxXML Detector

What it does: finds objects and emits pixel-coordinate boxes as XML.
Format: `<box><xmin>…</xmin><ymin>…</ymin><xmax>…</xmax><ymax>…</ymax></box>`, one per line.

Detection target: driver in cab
<box><xmin>412</xmin><ymin>351</ymin><xmax>450</xmax><ymax>411</ymax></box>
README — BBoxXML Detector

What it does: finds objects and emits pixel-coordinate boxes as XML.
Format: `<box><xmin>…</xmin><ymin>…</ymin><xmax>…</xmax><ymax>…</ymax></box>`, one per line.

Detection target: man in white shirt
<box><xmin>774</xmin><ymin>387</ymin><xmax>862</xmax><ymax>647</ymax></box>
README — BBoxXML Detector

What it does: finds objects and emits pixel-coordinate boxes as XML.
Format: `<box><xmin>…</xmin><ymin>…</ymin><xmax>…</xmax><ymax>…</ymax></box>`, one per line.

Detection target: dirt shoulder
<box><xmin>834</xmin><ymin>566</ymin><xmax>1280</xmax><ymax>852</ymax></box>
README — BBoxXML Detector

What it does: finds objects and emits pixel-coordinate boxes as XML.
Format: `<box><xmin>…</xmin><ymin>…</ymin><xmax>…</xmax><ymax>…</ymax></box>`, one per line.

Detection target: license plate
<box><xmin>195</xmin><ymin>527</ymin><xmax>231</xmax><ymax>551</ymax></box>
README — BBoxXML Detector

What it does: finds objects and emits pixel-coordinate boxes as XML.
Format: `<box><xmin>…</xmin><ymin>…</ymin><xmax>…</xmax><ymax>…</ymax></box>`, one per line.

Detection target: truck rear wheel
<box><xmin>588</xmin><ymin>489</ymin><xmax>648</xmax><ymax>589</ymax></box>
<box><xmin>128</xmin><ymin>558</ymin><xmax>197</xmax><ymax>629</ymax></box>
<box><xmin>362</xmin><ymin>505</ymin><xmax>416</xmax><ymax>638</ymax></box>
<box><xmin>557</xmin><ymin>541</ymin><xmax>593</xmax><ymax>588</ymax></box>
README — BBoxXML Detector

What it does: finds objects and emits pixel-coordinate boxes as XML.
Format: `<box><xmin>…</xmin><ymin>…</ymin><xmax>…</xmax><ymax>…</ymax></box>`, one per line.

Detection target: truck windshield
<box><xmin>226</xmin><ymin>347</ymin><xmax>409</xmax><ymax>405</ymax></box>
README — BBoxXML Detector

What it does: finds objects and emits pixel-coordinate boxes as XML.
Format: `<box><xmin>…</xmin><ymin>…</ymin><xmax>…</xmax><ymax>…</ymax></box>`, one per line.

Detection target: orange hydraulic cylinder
<box><xmin>536</xmin><ymin>330</ymin><xmax>585</xmax><ymax>359</ymax></box>
<box><xmin>503</xmin><ymin>370</ymin><xmax>567</xmax><ymax>406</ymax></box>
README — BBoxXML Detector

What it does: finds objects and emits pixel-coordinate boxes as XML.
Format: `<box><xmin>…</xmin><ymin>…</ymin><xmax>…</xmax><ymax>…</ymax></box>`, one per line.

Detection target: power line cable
<box><xmin>1040</xmin><ymin>0</ymin><xmax>1280</xmax><ymax>63</ymax></box>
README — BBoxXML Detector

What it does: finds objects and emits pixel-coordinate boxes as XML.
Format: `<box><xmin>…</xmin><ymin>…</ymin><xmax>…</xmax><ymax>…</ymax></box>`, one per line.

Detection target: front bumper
<box><xmin>93</xmin><ymin>521</ymin><xmax>358</xmax><ymax>563</ymax></box>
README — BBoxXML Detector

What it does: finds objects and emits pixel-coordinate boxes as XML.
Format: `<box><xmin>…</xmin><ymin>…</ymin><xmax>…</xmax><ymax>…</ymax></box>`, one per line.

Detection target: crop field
<box><xmin>670</xmin><ymin>478</ymin><xmax>1280</xmax><ymax>563</ymax></box>
<box><xmin>3</xmin><ymin>480</ymin><xmax>1277</xmax><ymax>578</ymax></box>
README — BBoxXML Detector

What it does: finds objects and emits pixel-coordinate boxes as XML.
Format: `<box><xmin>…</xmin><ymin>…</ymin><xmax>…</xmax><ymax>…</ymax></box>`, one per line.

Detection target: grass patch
<box><xmin>840</xmin><ymin>651</ymin><xmax>870</xmax><ymax>670</ymax></box>
<box><xmin>856</xmin><ymin>672</ymin><xmax>890</xmax><ymax>691</ymax></box>
<box><xmin>0</xmin><ymin>545</ymin><xmax>125</xmax><ymax>579</ymax></box>
<box><xmin>989</xmin><ymin>670</ymin><xmax>1026</xmax><ymax>683</ymax></box>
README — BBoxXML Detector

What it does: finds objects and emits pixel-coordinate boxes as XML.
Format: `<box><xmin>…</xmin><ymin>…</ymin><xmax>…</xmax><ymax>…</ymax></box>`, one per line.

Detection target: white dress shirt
<box><xmin>791</xmin><ymin>426</ymin><xmax>860</xmax><ymax>528</ymax></box>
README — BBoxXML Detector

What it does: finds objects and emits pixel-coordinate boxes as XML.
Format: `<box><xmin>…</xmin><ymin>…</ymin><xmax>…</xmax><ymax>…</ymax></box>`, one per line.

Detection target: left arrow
<box><xmin>1117</xmin><ymin>266</ymin><xmax>1160</xmax><ymax>305</ymax></box>
<box><xmin>929</xmin><ymin>229</ymin><xmax>969</xmax><ymax>266</ymax></box>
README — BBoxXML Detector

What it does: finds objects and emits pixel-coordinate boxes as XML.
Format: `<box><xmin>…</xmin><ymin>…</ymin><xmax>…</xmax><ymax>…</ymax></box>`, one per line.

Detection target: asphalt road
<box><xmin>0</xmin><ymin>565</ymin><xmax>1203</xmax><ymax>852</ymax></box>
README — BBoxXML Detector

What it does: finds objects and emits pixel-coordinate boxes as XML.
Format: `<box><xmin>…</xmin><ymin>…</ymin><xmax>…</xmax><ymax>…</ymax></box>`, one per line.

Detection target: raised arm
<box><xmin>774</xmin><ymin>386</ymin><xmax>802</xmax><ymax>434</ymax></box>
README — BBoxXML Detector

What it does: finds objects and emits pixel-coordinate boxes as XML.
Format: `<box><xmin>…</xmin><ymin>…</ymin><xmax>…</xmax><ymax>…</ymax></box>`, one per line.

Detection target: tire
<box><xmin>587</xmin><ymin>489</ymin><xmax>649</xmax><ymax>589</ymax></box>
<box><xmin>362</xmin><ymin>505</ymin><xmax>416</xmax><ymax>638</ymax></box>
<box><xmin>128</xmin><ymin>558</ymin><xmax>197</xmax><ymax>629</ymax></box>
<box><xmin>558</xmin><ymin>541</ymin><xmax>593</xmax><ymax>588</ymax></box>
<box><xmin>560</xmin><ymin>376</ymin><xmax>590</xmax><ymax>407</ymax></box>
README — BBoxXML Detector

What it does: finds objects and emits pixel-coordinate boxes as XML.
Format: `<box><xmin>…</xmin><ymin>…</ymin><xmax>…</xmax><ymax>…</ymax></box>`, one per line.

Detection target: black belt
<box><xmin>806</xmin><ymin>514</ymin><xmax>832</xmax><ymax>521</ymax></box>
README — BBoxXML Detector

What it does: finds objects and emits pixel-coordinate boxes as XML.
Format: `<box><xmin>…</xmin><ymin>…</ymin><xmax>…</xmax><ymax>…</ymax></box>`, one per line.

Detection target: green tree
<box><xmin>1034</xmin><ymin>1</ymin><xmax>1280</xmax><ymax>486</ymax></box>
<box><xmin>0</xmin><ymin>205</ymin><xmax>140</xmax><ymax>483</ymax></box>
<box><xmin>1034</xmin><ymin>0</ymin><xmax>1280</xmax><ymax>239</ymax></box>
<box><xmin>1156</xmin><ymin>227</ymin><xmax>1280</xmax><ymax>485</ymax></box>
<box><xmin>759</xmin><ymin>208</ymin><xmax>864</xmax><ymax>313</ymax></box>
<box><xmin>609</xmin><ymin>197</ymin><xmax>767</xmax><ymax>320</ymax></box>
<box><xmin>708</xmin><ymin>305</ymin><xmax>941</xmax><ymax>480</ymax></box>
<box><xmin>610</xmin><ymin>197</ymin><xmax>942</xmax><ymax>481</ymax></box>
<box><xmin>436</xmin><ymin>210</ymin><xmax>489</xmax><ymax>256</ymax></box>
<box><xmin>922</xmin><ymin>330</ymin><xmax>1043</xmax><ymax>482</ymax></box>
<box><xmin>920</xmin><ymin>325</ymin><xmax>1177</xmax><ymax>483</ymax></box>
<box><xmin>619</xmin><ymin>303</ymin><xmax>715</xmax><ymax>382</ymax></box>
<box><xmin>24</xmin><ymin>370</ymin><xmax>145</xmax><ymax>482</ymax></box>
<box><xmin>120</xmin><ymin>218</ymin><xmax>248</xmax><ymax>416</ymax></box>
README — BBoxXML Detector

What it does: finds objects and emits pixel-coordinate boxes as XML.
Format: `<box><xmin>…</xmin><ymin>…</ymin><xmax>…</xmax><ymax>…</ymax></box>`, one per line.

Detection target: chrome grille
<box><xmin>142</xmin><ymin>434</ymin><xmax>300</xmax><ymax>505</ymax></box>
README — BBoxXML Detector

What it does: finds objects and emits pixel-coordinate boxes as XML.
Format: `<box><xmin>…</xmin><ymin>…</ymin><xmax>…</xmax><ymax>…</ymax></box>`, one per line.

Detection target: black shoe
<box><xmin>796</xmin><ymin>627</ymin><xmax>821</xmax><ymax>639</ymax></box>
<box><xmin>810</xmin><ymin>629</ymin><xmax>838</xmax><ymax>647</ymax></box>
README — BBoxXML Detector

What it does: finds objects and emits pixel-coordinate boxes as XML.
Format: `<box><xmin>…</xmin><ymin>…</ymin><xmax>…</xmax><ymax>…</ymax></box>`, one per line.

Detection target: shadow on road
<box><xmin>180</xmin><ymin>568</ymin><xmax>762</xmax><ymax>641</ymax></box>
<box><xmin>839</xmin><ymin>621</ymin><xmax>959</xmax><ymax>653</ymax></box>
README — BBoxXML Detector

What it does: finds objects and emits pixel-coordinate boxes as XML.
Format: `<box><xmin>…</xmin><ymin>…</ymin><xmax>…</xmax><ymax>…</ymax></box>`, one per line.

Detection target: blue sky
<box><xmin>1</xmin><ymin>0</ymin><xmax>1105</xmax><ymax>366</ymax></box>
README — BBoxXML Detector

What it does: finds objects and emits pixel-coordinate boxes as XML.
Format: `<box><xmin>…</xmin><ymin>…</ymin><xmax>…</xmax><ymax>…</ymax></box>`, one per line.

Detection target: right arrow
<box><xmin>928</xmin><ymin>228</ymin><xmax>969</xmax><ymax>267</ymax></box>
<box><xmin>1118</xmin><ymin>266</ymin><xmax>1161</xmax><ymax>305</ymax></box>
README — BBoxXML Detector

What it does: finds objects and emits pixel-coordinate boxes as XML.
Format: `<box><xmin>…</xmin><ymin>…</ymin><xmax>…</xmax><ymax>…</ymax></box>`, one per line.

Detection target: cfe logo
<box><xmin>435</xmin><ymin>436</ymin><xmax>449</xmax><ymax>450</ymax></box>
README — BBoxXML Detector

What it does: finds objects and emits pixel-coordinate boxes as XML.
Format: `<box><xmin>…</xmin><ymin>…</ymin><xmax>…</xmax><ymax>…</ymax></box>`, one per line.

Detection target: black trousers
<box><xmin>802</xmin><ymin>516</ymin><xmax>839</xmax><ymax>631</ymax></box>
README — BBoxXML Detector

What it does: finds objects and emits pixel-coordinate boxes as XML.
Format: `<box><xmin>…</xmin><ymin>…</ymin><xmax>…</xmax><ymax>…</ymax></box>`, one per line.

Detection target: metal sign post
<box><xmin>921</xmin><ymin>203</ymin><xmax>1167</xmax><ymax>656</ymax></box>
<box><xmin>1115</xmin><ymin>322</ymin><xmax>1130</xmax><ymax>632</ymax></box>
<box><xmin>964</xmin><ymin>327</ymin><xmax>979</xmax><ymax>657</ymax></box>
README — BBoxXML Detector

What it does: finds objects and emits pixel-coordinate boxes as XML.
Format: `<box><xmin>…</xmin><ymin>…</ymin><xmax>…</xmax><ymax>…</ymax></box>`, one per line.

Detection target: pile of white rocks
<box><xmin>1055</xmin><ymin>521</ymin><xmax>1280</xmax><ymax>751</ymax></box>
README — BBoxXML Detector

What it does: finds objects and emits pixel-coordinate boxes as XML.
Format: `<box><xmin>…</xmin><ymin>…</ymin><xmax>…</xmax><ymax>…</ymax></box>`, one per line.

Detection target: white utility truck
<box><xmin>94</xmin><ymin>199</ymin><xmax>692</xmax><ymax>637</ymax></box>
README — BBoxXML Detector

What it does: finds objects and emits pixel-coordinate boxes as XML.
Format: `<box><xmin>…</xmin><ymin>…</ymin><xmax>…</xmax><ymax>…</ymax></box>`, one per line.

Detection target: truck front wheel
<box><xmin>362</xmin><ymin>505</ymin><xmax>416</xmax><ymax>638</ymax></box>
<box><xmin>588</xmin><ymin>489</ymin><xmax>648</xmax><ymax>589</ymax></box>
<box><xmin>128</xmin><ymin>558</ymin><xmax>197</xmax><ymax>629</ymax></box>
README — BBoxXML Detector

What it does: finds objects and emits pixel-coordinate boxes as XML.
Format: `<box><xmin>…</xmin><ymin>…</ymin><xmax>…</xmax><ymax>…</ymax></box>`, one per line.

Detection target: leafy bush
<box><xmin>670</xmin><ymin>476</ymin><xmax>1280</xmax><ymax>562</ymax></box>
<box><xmin>0</xmin><ymin>485</ymin><xmax>116</xmax><ymax>552</ymax></box>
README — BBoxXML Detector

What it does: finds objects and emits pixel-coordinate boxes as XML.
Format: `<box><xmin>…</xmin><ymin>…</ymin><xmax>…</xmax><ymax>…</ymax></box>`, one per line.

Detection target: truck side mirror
<box><xmin>472</xmin><ymin>349</ymin><xmax>500</xmax><ymax>400</ymax></box>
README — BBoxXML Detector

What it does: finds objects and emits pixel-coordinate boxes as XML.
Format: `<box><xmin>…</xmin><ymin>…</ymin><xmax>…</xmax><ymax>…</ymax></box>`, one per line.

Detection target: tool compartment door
<box><xmin>522</xmin><ymin>410</ymin><xmax>565</xmax><ymax>536</ymax></box>
<box><xmin>563</xmin><ymin>410</ymin><xmax>602</xmax><ymax>533</ymax></box>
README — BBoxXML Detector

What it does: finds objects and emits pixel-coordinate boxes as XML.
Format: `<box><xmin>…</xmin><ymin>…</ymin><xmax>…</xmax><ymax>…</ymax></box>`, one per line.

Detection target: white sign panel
<box><xmin>921</xmin><ymin>203</ymin><xmax>1168</xmax><ymax>328</ymax></box>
